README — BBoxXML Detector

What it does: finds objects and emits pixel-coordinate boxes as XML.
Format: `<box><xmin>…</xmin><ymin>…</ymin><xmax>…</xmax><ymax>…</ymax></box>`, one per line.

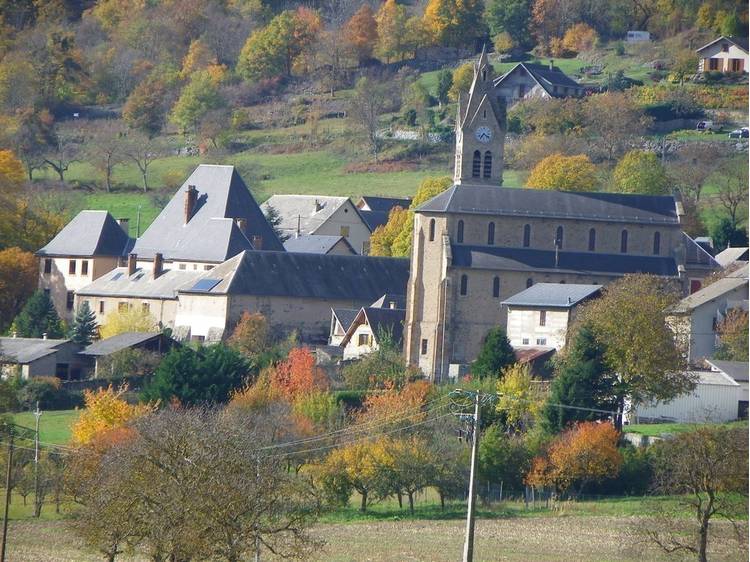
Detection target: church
<box><xmin>403</xmin><ymin>50</ymin><xmax>718</xmax><ymax>382</ymax></box>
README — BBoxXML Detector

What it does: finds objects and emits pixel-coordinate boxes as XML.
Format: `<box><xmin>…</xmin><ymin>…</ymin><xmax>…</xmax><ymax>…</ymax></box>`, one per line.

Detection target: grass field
<box><xmin>12</xmin><ymin>409</ymin><xmax>78</xmax><ymax>445</ymax></box>
<box><xmin>623</xmin><ymin>420</ymin><xmax>748</xmax><ymax>437</ymax></box>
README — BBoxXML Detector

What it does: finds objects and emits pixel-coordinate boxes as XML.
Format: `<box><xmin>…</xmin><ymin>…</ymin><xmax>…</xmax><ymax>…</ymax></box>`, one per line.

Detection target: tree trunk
<box><xmin>407</xmin><ymin>492</ymin><xmax>414</xmax><ymax>515</ymax></box>
<box><xmin>360</xmin><ymin>490</ymin><xmax>367</xmax><ymax>513</ymax></box>
<box><xmin>397</xmin><ymin>492</ymin><xmax>402</xmax><ymax>509</ymax></box>
<box><xmin>439</xmin><ymin>491</ymin><xmax>445</xmax><ymax>511</ymax></box>
<box><xmin>142</xmin><ymin>169</ymin><xmax>148</xmax><ymax>192</ymax></box>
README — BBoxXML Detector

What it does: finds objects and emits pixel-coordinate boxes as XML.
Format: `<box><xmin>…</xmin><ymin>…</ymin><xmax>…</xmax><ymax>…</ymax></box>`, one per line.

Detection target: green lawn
<box><xmin>623</xmin><ymin>420</ymin><xmax>748</xmax><ymax>437</ymax></box>
<box><xmin>12</xmin><ymin>409</ymin><xmax>78</xmax><ymax>445</ymax></box>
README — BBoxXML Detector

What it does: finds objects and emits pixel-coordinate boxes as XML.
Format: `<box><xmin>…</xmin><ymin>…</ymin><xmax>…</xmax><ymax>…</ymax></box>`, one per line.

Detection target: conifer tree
<box><xmin>70</xmin><ymin>301</ymin><xmax>98</xmax><ymax>346</ymax></box>
<box><xmin>471</xmin><ymin>326</ymin><xmax>515</xmax><ymax>378</ymax></box>
<box><xmin>11</xmin><ymin>290</ymin><xmax>64</xmax><ymax>339</ymax></box>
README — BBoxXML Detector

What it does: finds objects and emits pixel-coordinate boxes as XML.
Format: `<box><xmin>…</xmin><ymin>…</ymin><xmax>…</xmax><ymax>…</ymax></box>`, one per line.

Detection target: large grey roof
<box><xmin>76</xmin><ymin>267</ymin><xmax>202</xmax><ymax>299</ymax></box>
<box><xmin>0</xmin><ymin>337</ymin><xmax>70</xmax><ymax>363</ymax></box>
<box><xmin>359</xmin><ymin>210</ymin><xmax>391</xmax><ymax>232</ymax></box>
<box><xmin>80</xmin><ymin>332</ymin><xmax>162</xmax><ymax>356</ymax></box>
<box><xmin>670</xmin><ymin>264</ymin><xmax>748</xmax><ymax>313</ymax></box>
<box><xmin>714</xmin><ymin>247</ymin><xmax>749</xmax><ymax>267</ymax></box>
<box><xmin>37</xmin><ymin>211</ymin><xmax>133</xmax><ymax>257</ymax></box>
<box><xmin>133</xmin><ymin>164</ymin><xmax>283</xmax><ymax>260</ymax></box>
<box><xmin>180</xmin><ymin>250</ymin><xmax>409</xmax><ymax>301</ymax></box>
<box><xmin>332</xmin><ymin>308</ymin><xmax>359</xmax><ymax>332</ymax></box>
<box><xmin>696</xmin><ymin>36</ymin><xmax>749</xmax><ymax>53</ymax></box>
<box><xmin>284</xmin><ymin>234</ymin><xmax>355</xmax><ymax>255</ymax></box>
<box><xmin>359</xmin><ymin>196</ymin><xmax>411</xmax><ymax>213</ymax></box>
<box><xmin>495</xmin><ymin>62</ymin><xmax>582</xmax><ymax>96</ymax></box>
<box><xmin>502</xmin><ymin>283</ymin><xmax>602</xmax><ymax>308</ymax></box>
<box><xmin>418</xmin><ymin>185</ymin><xmax>679</xmax><ymax>225</ymax></box>
<box><xmin>707</xmin><ymin>359</ymin><xmax>749</xmax><ymax>383</ymax></box>
<box><xmin>261</xmin><ymin>195</ymin><xmax>356</xmax><ymax>237</ymax></box>
<box><xmin>452</xmin><ymin>245</ymin><xmax>679</xmax><ymax>276</ymax></box>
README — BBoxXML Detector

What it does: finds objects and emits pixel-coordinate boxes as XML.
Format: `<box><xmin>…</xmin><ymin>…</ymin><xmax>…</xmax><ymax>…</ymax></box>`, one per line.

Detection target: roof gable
<box><xmin>261</xmin><ymin>195</ymin><xmax>356</xmax><ymax>237</ymax></box>
<box><xmin>502</xmin><ymin>283</ymin><xmax>602</xmax><ymax>308</ymax></box>
<box><xmin>284</xmin><ymin>234</ymin><xmax>356</xmax><ymax>255</ymax></box>
<box><xmin>37</xmin><ymin>210</ymin><xmax>133</xmax><ymax>257</ymax></box>
<box><xmin>696</xmin><ymin>36</ymin><xmax>749</xmax><ymax>54</ymax></box>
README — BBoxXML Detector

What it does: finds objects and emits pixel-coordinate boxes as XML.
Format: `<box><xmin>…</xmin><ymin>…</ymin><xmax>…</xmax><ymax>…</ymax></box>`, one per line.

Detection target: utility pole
<box><xmin>1</xmin><ymin>429</ymin><xmax>13</xmax><ymax>562</ymax></box>
<box><xmin>33</xmin><ymin>402</ymin><xmax>42</xmax><ymax>518</ymax></box>
<box><xmin>255</xmin><ymin>455</ymin><xmax>260</xmax><ymax>562</ymax></box>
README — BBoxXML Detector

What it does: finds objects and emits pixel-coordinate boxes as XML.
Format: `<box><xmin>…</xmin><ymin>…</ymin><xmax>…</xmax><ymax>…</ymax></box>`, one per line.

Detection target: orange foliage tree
<box><xmin>343</xmin><ymin>5</ymin><xmax>379</xmax><ymax>65</ymax></box>
<box><xmin>561</xmin><ymin>23</ymin><xmax>598</xmax><ymax>55</ymax></box>
<box><xmin>526</xmin><ymin>422</ymin><xmax>622</xmax><ymax>495</ymax></box>
<box><xmin>71</xmin><ymin>385</ymin><xmax>155</xmax><ymax>445</ymax></box>
<box><xmin>227</xmin><ymin>311</ymin><xmax>269</xmax><ymax>359</ymax></box>
<box><xmin>270</xmin><ymin>347</ymin><xmax>329</xmax><ymax>400</ymax></box>
<box><xmin>358</xmin><ymin>380</ymin><xmax>434</xmax><ymax>427</ymax></box>
<box><xmin>0</xmin><ymin>247</ymin><xmax>37</xmax><ymax>332</ymax></box>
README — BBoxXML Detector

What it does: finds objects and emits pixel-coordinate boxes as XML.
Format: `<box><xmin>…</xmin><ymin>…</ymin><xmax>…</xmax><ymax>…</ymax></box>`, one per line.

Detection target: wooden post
<box><xmin>1</xmin><ymin>431</ymin><xmax>14</xmax><ymax>562</ymax></box>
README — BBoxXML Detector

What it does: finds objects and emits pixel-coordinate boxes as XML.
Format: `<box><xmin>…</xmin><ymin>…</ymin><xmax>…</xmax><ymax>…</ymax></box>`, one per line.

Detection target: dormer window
<box><xmin>722</xmin><ymin>43</ymin><xmax>729</xmax><ymax>52</ymax></box>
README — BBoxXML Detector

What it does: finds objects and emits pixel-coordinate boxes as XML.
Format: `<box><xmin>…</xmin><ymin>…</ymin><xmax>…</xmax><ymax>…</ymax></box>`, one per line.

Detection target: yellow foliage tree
<box><xmin>496</xmin><ymin>363</ymin><xmax>543</xmax><ymax>432</ymax></box>
<box><xmin>227</xmin><ymin>311</ymin><xmax>269</xmax><ymax>358</ymax></box>
<box><xmin>321</xmin><ymin>439</ymin><xmax>389</xmax><ymax>512</ymax></box>
<box><xmin>526</xmin><ymin>153</ymin><xmax>598</xmax><ymax>191</ymax></box>
<box><xmin>423</xmin><ymin>0</ymin><xmax>484</xmax><ymax>49</ymax></box>
<box><xmin>99</xmin><ymin>307</ymin><xmax>158</xmax><ymax>339</ymax></box>
<box><xmin>369</xmin><ymin>206</ymin><xmax>409</xmax><ymax>257</ymax></box>
<box><xmin>561</xmin><ymin>23</ymin><xmax>598</xmax><ymax>55</ymax></box>
<box><xmin>375</xmin><ymin>0</ymin><xmax>409</xmax><ymax>62</ymax></box>
<box><xmin>448</xmin><ymin>63</ymin><xmax>474</xmax><ymax>102</ymax></box>
<box><xmin>0</xmin><ymin>247</ymin><xmax>38</xmax><ymax>332</ymax></box>
<box><xmin>179</xmin><ymin>39</ymin><xmax>217</xmax><ymax>80</ymax></box>
<box><xmin>493</xmin><ymin>31</ymin><xmax>515</xmax><ymax>54</ymax></box>
<box><xmin>0</xmin><ymin>149</ymin><xmax>26</xmax><ymax>191</ymax></box>
<box><xmin>71</xmin><ymin>385</ymin><xmax>154</xmax><ymax>445</ymax></box>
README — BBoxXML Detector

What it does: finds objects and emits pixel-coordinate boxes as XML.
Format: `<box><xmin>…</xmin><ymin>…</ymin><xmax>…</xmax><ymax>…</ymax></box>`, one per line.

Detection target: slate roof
<box><xmin>261</xmin><ymin>195</ymin><xmax>361</xmax><ymax>237</ymax></box>
<box><xmin>714</xmin><ymin>247</ymin><xmax>749</xmax><ymax>267</ymax></box>
<box><xmin>76</xmin><ymin>267</ymin><xmax>202</xmax><ymax>299</ymax></box>
<box><xmin>706</xmin><ymin>359</ymin><xmax>749</xmax><ymax>383</ymax></box>
<box><xmin>514</xmin><ymin>347</ymin><xmax>556</xmax><ymax>363</ymax></box>
<box><xmin>370</xmin><ymin>293</ymin><xmax>407</xmax><ymax>309</ymax></box>
<box><xmin>452</xmin><ymin>245</ymin><xmax>679</xmax><ymax>276</ymax></box>
<box><xmin>133</xmin><ymin>164</ymin><xmax>283</xmax><ymax>260</ymax></box>
<box><xmin>332</xmin><ymin>308</ymin><xmax>359</xmax><ymax>332</ymax></box>
<box><xmin>684</xmin><ymin>233</ymin><xmax>720</xmax><ymax>269</ymax></box>
<box><xmin>358</xmin><ymin>196</ymin><xmax>411</xmax><ymax>213</ymax></box>
<box><xmin>669</xmin><ymin>264</ymin><xmax>748</xmax><ymax>313</ymax></box>
<box><xmin>37</xmin><ymin>211</ymin><xmax>133</xmax><ymax>257</ymax></box>
<box><xmin>696</xmin><ymin>36</ymin><xmax>749</xmax><ymax>54</ymax></box>
<box><xmin>80</xmin><ymin>332</ymin><xmax>162</xmax><ymax>356</ymax></box>
<box><xmin>340</xmin><ymin>307</ymin><xmax>405</xmax><ymax>348</ymax></box>
<box><xmin>495</xmin><ymin>62</ymin><xmax>582</xmax><ymax>96</ymax></box>
<box><xmin>502</xmin><ymin>283</ymin><xmax>602</xmax><ymax>308</ymax></box>
<box><xmin>180</xmin><ymin>250</ymin><xmax>410</xmax><ymax>301</ymax></box>
<box><xmin>0</xmin><ymin>338</ymin><xmax>70</xmax><ymax>363</ymax></box>
<box><xmin>284</xmin><ymin>234</ymin><xmax>355</xmax><ymax>255</ymax></box>
<box><xmin>417</xmin><ymin>185</ymin><xmax>679</xmax><ymax>225</ymax></box>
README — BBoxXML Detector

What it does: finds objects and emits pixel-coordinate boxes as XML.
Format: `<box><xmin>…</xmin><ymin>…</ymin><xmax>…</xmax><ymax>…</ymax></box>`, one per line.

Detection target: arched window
<box><xmin>620</xmin><ymin>230</ymin><xmax>628</xmax><ymax>253</ymax></box>
<box><xmin>653</xmin><ymin>231</ymin><xmax>661</xmax><ymax>255</ymax></box>
<box><xmin>588</xmin><ymin>228</ymin><xmax>596</xmax><ymax>251</ymax></box>
<box><xmin>472</xmin><ymin>151</ymin><xmax>481</xmax><ymax>177</ymax></box>
<box><xmin>555</xmin><ymin>226</ymin><xmax>564</xmax><ymax>249</ymax></box>
<box><xmin>526</xmin><ymin>278</ymin><xmax>533</xmax><ymax>288</ymax></box>
<box><xmin>492</xmin><ymin>276</ymin><xmax>500</xmax><ymax>298</ymax></box>
<box><xmin>457</xmin><ymin>220</ymin><xmax>464</xmax><ymax>243</ymax></box>
<box><xmin>483</xmin><ymin>151</ymin><xmax>492</xmax><ymax>178</ymax></box>
<box><xmin>523</xmin><ymin>224</ymin><xmax>531</xmax><ymax>247</ymax></box>
<box><xmin>429</xmin><ymin>219</ymin><xmax>435</xmax><ymax>242</ymax></box>
<box><xmin>487</xmin><ymin>222</ymin><xmax>495</xmax><ymax>245</ymax></box>
<box><xmin>460</xmin><ymin>274</ymin><xmax>468</xmax><ymax>296</ymax></box>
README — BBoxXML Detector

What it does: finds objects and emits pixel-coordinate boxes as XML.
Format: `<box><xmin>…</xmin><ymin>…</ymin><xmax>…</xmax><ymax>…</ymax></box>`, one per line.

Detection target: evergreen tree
<box><xmin>70</xmin><ymin>301</ymin><xmax>98</xmax><ymax>346</ymax></box>
<box><xmin>471</xmin><ymin>327</ymin><xmax>515</xmax><ymax>378</ymax></box>
<box><xmin>11</xmin><ymin>290</ymin><xmax>64</xmax><ymax>339</ymax></box>
<box><xmin>263</xmin><ymin>204</ymin><xmax>289</xmax><ymax>242</ymax></box>
<box><xmin>542</xmin><ymin>326</ymin><xmax>618</xmax><ymax>434</ymax></box>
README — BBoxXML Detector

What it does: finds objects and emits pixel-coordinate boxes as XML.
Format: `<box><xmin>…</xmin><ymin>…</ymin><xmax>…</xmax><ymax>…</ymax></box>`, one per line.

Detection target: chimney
<box><xmin>235</xmin><ymin>218</ymin><xmax>247</xmax><ymax>233</ymax></box>
<box><xmin>314</xmin><ymin>199</ymin><xmax>323</xmax><ymax>212</ymax></box>
<box><xmin>117</xmin><ymin>218</ymin><xmax>130</xmax><ymax>234</ymax></box>
<box><xmin>549</xmin><ymin>59</ymin><xmax>554</xmax><ymax>70</ymax></box>
<box><xmin>153</xmin><ymin>252</ymin><xmax>164</xmax><ymax>279</ymax></box>
<box><xmin>184</xmin><ymin>185</ymin><xmax>198</xmax><ymax>224</ymax></box>
<box><xmin>42</xmin><ymin>332</ymin><xmax>48</xmax><ymax>340</ymax></box>
<box><xmin>389</xmin><ymin>301</ymin><xmax>397</xmax><ymax>309</ymax></box>
<box><xmin>128</xmin><ymin>253</ymin><xmax>137</xmax><ymax>276</ymax></box>
<box><xmin>251</xmin><ymin>235</ymin><xmax>263</xmax><ymax>250</ymax></box>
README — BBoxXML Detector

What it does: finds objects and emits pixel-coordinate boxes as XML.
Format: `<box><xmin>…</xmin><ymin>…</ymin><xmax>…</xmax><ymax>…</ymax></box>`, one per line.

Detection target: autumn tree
<box><xmin>270</xmin><ymin>347</ymin><xmax>329</xmax><ymax>400</ymax></box>
<box><xmin>358</xmin><ymin>380</ymin><xmax>434</xmax><ymax>428</ymax></box>
<box><xmin>496</xmin><ymin>363</ymin><xmax>543</xmax><ymax>433</ymax></box>
<box><xmin>43</xmin><ymin>125</ymin><xmax>81</xmax><ymax>182</ymax></box>
<box><xmin>81</xmin><ymin>120</ymin><xmax>125</xmax><ymax>192</ymax></box>
<box><xmin>643</xmin><ymin>426</ymin><xmax>748</xmax><ymax>562</ymax></box>
<box><xmin>10</xmin><ymin>290</ymin><xmax>64</xmax><ymax>339</ymax></box>
<box><xmin>319</xmin><ymin>439</ymin><xmax>390</xmax><ymax>512</ymax></box>
<box><xmin>71</xmin><ymin>385</ymin><xmax>153</xmax><ymax>445</ymax></box>
<box><xmin>526</xmin><ymin>422</ymin><xmax>622</xmax><ymax>496</ymax></box>
<box><xmin>714</xmin><ymin>157</ymin><xmax>748</xmax><ymax>230</ymax></box>
<box><xmin>344</xmin><ymin>5</ymin><xmax>378</xmax><ymax>65</ymax></box>
<box><xmin>471</xmin><ymin>326</ymin><xmax>515</xmax><ymax>378</ymax></box>
<box><xmin>485</xmin><ymin>0</ymin><xmax>533</xmax><ymax>50</ymax></box>
<box><xmin>562</xmin><ymin>23</ymin><xmax>598</xmax><ymax>55</ymax></box>
<box><xmin>0</xmin><ymin>248</ymin><xmax>37</xmax><ymax>333</ymax></box>
<box><xmin>668</xmin><ymin>144</ymin><xmax>724</xmax><ymax>205</ymax></box>
<box><xmin>580</xmin><ymin>274</ymin><xmax>690</xmax><ymax>429</ymax></box>
<box><xmin>348</xmin><ymin>76</ymin><xmax>394</xmax><ymax>159</ymax></box>
<box><xmin>423</xmin><ymin>0</ymin><xmax>485</xmax><ymax>51</ymax></box>
<box><xmin>526</xmin><ymin>153</ymin><xmax>598</xmax><ymax>191</ymax></box>
<box><xmin>448</xmin><ymin>62</ymin><xmax>473</xmax><ymax>102</ymax></box>
<box><xmin>378</xmin><ymin>436</ymin><xmax>436</xmax><ymax>514</ymax></box>
<box><xmin>375</xmin><ymin>0</ymin><xmax>409</xmax><ymax>63</ymax></box>
<box><xmin>170</xmin><ymin>70</ymin><xmax>224</xmax><ymax>133</ymax></box>
<box><xmin>714</xmin><ymin>309</ymin><xmax>748</xmax><ymax>361</ymax></box>
<box><xmin>369</xmin><ymin>206</ymin><xmax>410</xmax><ymax>257</ymax></box>
<box><xmin>70</xmin><ymin>301</ymin><xmax>98</xmax><ymax>346</ymax></box>
<box><xmin>99</xmin><ymin>307</ymin><xmax>157</xmax><ymax>339</ymax></box>
<box><xmin>228</xmin><ymin>311</ymin><xmax>269</xmax><ymax>360</ymax></box>
<box><xmin>122</xmin><ymin>77</ymin><xmax>171</xmax><ymax>138</ymax></box>
<box><xmin>478</xmin><ymin>425</ymin><xmax>530</xmax><ymax>492</ymax></box>
<box><xmin>612</xmin><ymin>150</ymin><xmax>669</xmax><ymax>195</ymax></box>
<box><xmin>493</xmin><ymin>31</ymin><xmax>515</xmax><ymax>54</ymax></box>
<box><xmin>584</xmin><ymin>92</ymin><xmax>652</xmax><ymax>161</ymax></box>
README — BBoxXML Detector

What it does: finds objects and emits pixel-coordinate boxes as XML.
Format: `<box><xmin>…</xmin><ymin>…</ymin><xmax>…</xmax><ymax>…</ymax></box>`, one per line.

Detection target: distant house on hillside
<box><xmin>493</xmin><ymin>62</ymin><xmax>585</xmax><ymax>105</ymax></box>
<box><xmin>261</xmin><ymin>195</ymin><xmax>372</xmax><ymax>255</ymax></box>
<box><xmin>696</xmin><ymin>36</ymin><xmax>748</xmax><ymax>73</ymax></box>
<box><xmin>626</xmin><ymin>30</ymin><xmax>650</xmax><ymax>42</ymax></box>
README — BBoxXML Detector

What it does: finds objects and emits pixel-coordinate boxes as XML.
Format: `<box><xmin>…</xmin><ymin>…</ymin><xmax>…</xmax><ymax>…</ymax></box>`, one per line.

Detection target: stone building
<box><xmin>493</xmin><ymin>61</ymin><xmax>585</xmax><ymax>106</ymax></box>
<box><xmin>403</xmin><ymin>52</ymin><xmax>718</xmax><ymax>381</ymax></box>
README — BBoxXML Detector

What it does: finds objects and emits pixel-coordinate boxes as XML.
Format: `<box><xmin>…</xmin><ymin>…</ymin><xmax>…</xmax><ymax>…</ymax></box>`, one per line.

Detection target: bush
<box><xmin>96</xmin><ymin>348</ymin><xmax>162</xmax><ymax>378</ymax></box>
<box><xmin>614</xmin><ymin>42</ymin><xmax>625</xmax><ymax>56</ymax></box>
<box><xmin>332</xmin><ymin>390</ymin><xmax>369</xmax><ymax>410</ymax></box>
<box><xmin>590</xmin><ymin>444</ymin><xmax>654</xmax><ymax>496</ymax></box>
<box><xmin>15</xmin><ymin>377</ymin><xmax>82</xmax><ymax>410</ymax></box>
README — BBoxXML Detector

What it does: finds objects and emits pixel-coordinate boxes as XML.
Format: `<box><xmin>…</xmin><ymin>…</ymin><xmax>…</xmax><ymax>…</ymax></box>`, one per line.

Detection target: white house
<box><xmin>626</xmin><ymin>30</ymin><xmax>650</xmax><ymax>42</ymax></box>
<box><xmin>629</xmin><ymin>369</ymin><xmax>742</xmax><ymax>423</ymax></box>
<box><xmin>696</xmin><ymin>36</ymin><xmax>748</xmax><ymax>73</ymax></box>
<box><xmin>261</xmin><ymin>195</ymin><xmax>372</xmax><ymax>255</ymax></box>
<box><xmin>338</xmin><ymin>295</ymin><xmax>405</xmax><ymax>360</ymax></box>
<box><xmin>707</xmin><ymin>359</ymin><xmax>748</xmax><ymax>419</ymax></box>
<box><xmin>502</xmin><ymin>283</ymin><xmax>602</xmax><ymax>350</ymax></box>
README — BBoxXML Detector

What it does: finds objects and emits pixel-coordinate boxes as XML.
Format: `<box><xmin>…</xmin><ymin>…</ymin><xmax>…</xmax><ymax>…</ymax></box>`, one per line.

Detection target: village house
<box><xmin>493</xmin><ymin>61</ymin><xmax>585</xmax><ymax>106</ymax></box>
<box><xmin>261</xmin><ymin>195</ymin><xmax>372</xmax><ymax>255</ymax></box>
<box><xmin>714</xmin><ymin>246</ymin><xmax>748</xmax><ymax>268</ymax></box>
<box><xmin>707</xmin><ymin>359</ymin><xmax>748</xmax><ymax>419</ymax></box>
<box><xmin>0</xmin><ymin>336</ymin><xmax>84</xmax><ymax>380</ymax></box>
<box><xmin>284</xmin><ymin>234</ymin><xmax>356</xmax><ymax>255</ymax></box>
<box><xmin>502</xmin><ymin>283</ymin><xmax>602</xmax><ymax>350</ymax></box>
<box><xmin>356</xmin><ymin>196</ymin><xmax>412</xmax><ymax>232</ymax></box>
<box><xmin>404</xmin><ymin>51</ymin><xmax>720</xmax><ymax>382</ymax></box>
<box><xmin>335</xmin><ymin>294</ymin><xmax>406</xmax><ymax>360</ymax></box>
<box><xmin>79</xmin><ymin>332</ymin><xmax>176</xmax><ymax>378</ymax></box>
<box><xmin>696</xmin><ymin>36</ymin><xmax>748</xmax><ymax>73</ymax></box>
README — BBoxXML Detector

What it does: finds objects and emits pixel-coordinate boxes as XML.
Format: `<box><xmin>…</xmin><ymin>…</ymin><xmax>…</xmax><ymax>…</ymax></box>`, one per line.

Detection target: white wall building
<box><xmin>696</xmin><ymin>36</ymin><xmax>748</xmax><ymax>73</ymax></box>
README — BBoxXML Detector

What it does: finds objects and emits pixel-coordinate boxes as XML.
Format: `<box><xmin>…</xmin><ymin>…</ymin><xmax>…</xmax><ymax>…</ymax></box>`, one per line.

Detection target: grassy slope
<box><xmin>623</xmin><ymin>419</ymin><xmax>748</xmax><ymax>437</ymax></box>
<box><xmin>12</xmin><ymin>409</ymin><xmax>78</xmax><ymax>445</ymax></box>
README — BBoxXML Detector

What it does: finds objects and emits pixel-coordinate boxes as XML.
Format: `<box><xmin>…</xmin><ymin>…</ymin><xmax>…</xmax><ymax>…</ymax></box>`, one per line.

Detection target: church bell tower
<box><xmin>453</xmin><ymin>47</ymin><xmax>506</xmax><ymax>187</ymax></box>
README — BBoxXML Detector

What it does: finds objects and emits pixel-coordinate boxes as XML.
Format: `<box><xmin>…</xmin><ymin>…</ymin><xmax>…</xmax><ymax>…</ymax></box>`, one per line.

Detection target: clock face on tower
<box><xmin>475</xmin><ymin>126</ymin><xmax>492</xmax><ymax>143</ymax></box>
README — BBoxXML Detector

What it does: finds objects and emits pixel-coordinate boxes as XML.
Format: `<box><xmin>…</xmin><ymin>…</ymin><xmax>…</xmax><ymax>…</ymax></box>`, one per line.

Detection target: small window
<box><xmin>204</xmin><ymin>265</ymin><xmax>214</xmax><ymax>271</ymax></box>
<box><xmin>460</xmin><ymin>274</ymin><xmax>468</xmax><ymax>296</ymax></box>
<box><xmin>457</xmin><ymin>220</ymin><xmax>464</xmax><ymax>243</ymax></box>
<box><xmin>588</xmin><ymin>228</ymin><xmax>596</xmax><ymax>251</ymax></box>
<box><xmin>523</xmin><ymin>224</ymin><xmax>531</xmax><ymax>247</ymax></box>
<box><xmin>142</xmin><ymin>302</ymin><xmax>150</xmax><ymax>314</ymax></box>
<box><xmin>472</xmin><ymin>151</ymin><xmax>481</xmax><ymax>178</ymax></box>
<box><xmin>81</xmin><ymin>260</ymin><xmax>89</xmax><ymax>276</ymax></box>
<box><xmin>68</xmin><ymin>260</ymin><xmax>76</xmax><ymax>275</ymax></box>
<box><xmin>66</xmin><ymin>291</ymin><xmax>74</xmax><ymax>310</ymax></box>
<box><xmin>99</xmin><ymin>301</ymin><xmax>105</xmax><ymax>314</ymax></box>
<box><xmin>429</xmin><ymin>219</ymin><xmax>435</xmax><ymax>242</ymax></box>
<box><xmin>653</xmin><ymin>231</ymin><xmax>661</xmax><ymax>255</ymax></box>
<box><xmin>620</xmin><ymin>230</ymin><xmax>628</xmax><ymax>253</ymax></box>
<box><xmin>421</xmin><ymin>339</ymin><xmax>428</xmax><ymax>355</ymax></box>
<box><xmin>179</xmin><ymin>263</ymin><xmax>187</xmax><ymax>270</ymax></box>
<box><xmin>43</xmin><ymin>259</ymin><xmax>52</xmax><ymax>274</ymax></box>
<box><xmin>709</xmin><ymin>58</ymin><xmax>719</xmax><ymax>70</ymax></box>
<box><xmin>358</xmin><ymin>333</ymin><xmax>370</xmax><ymax>346</ymax></box>
<box><xmin>492</xmin><ymin>276</ymin><xmax>500</xmax><ymax>298</ymax></box>
<box><xmin>526</xmin><ymin>278</ymin><xmax>533</xmax><ymax>288</ymax></box>
<box><xmin>536</xmin><ymin>338</ymin><xmax>547</xmax><ymax>346</ymax></box>
<box><xmin>722</xmin><ymin>43</ymin><xmax>729</xmax><ymax>53</ymax></box>
<box><xmin>555</xmin><ymin>226</ymin><xmax>563</xmax><ymax>249</ymax></box>
<box><xmin>483</xmin><ymin>151</ymin><xmax>492</xmax><ymax>179</ymax></box>
<box><xmin>340</xmin><ymin>226</ymin><xmax>350</xmax><ymax>237</ymax></box>
<box><xmin>118</xmin><ymin>302</ymin><xmax>129</xmax><ymax>313</ymax></box>
<box><xmin>193</xmin><ymin>264</ymin><xmax>197</xmax><ymax>270</ymax></box>
<box><xmin>539</xmin><ymin>310</ymin><xmax>546</xmax><ymax>326</ymax></box>
<box><xmin>55</xmin><ymin>363</ymin><xmax>69</xmax><ymax>380</ymax></box>
<box><xmin>522</xmin><ymin>338</ymin><xmax>529</xmax><ymax>345</ymax></box>
<box><xmin>487</xmin><ymin>222</ymin><xmax>495</xmax><ymax>245</ymax></box>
